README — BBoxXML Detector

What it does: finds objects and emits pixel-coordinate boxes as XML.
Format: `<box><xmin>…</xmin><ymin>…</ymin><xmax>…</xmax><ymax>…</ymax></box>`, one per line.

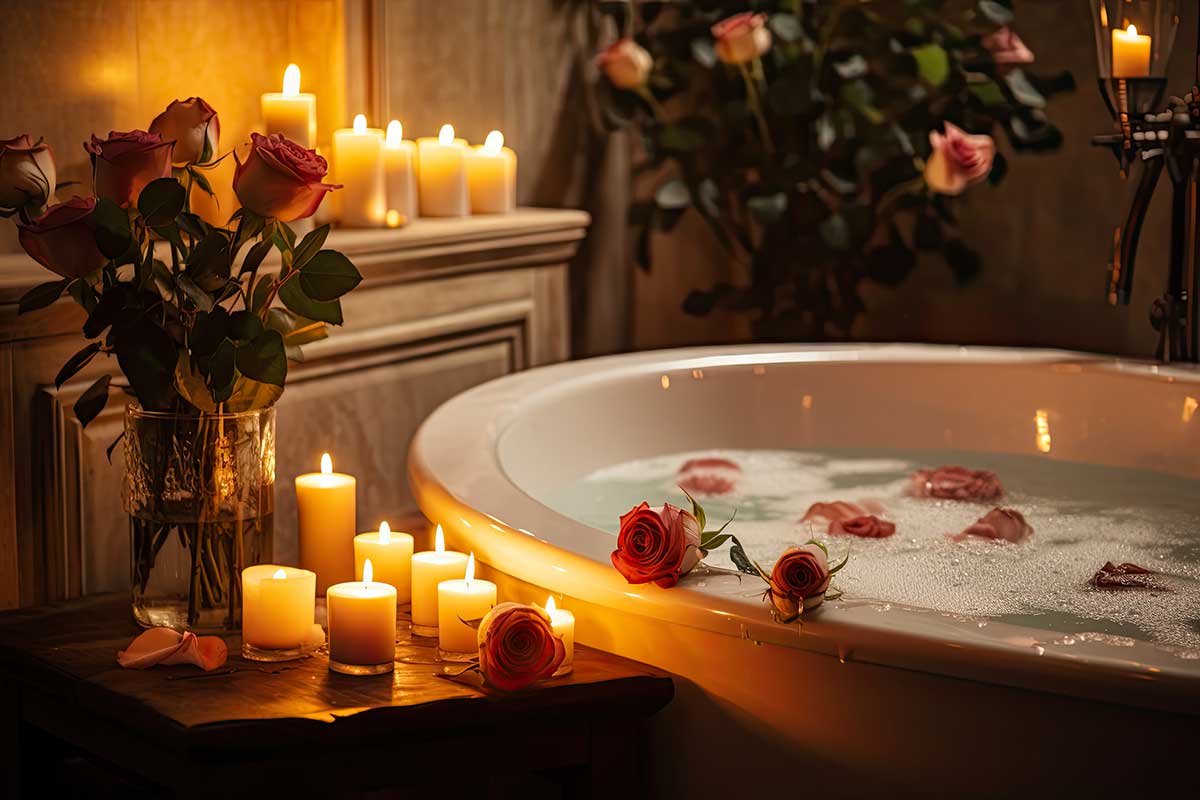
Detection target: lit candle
<box><xmin>546</xmin><ymin>595</ymin><xmax>575</xmax><ymax>676</ymax></box>
<box><xmin>1112</xmin><ymin>24</ymin><xmax>1151</xmax><ymax>78</ymax></box>
<box><xmin>241</xmin><ymin>565</ymin><xmax>321</xmax><ymax>659</ymax></box>
<box><xmin>416</xmin><ymin>124</ymin><xmax>469</xmax><ymax>217</ymax></box>
<box><xmin>466</xmin><ymin>130</ymin><xmax>517</xmax><ymax>214</ymax></box>
<box><xmin>409</xmin><ymin>524</ymin><xmax>468</xmax><ymax>637</ymax></box>
<box><xmin>261</xmin><ymin>63</ymin><xmax>317</xmax><ymax>147</ymax></box>
<box><xmin>383</xmin><ymin>120</ymin><xmax>417</xmax><ymax>225</ymax></box>
<box><xmin>333</xmin><ymin>113</ymin><xmax>386</xmax><ymax>227</ymax></box>
<box><xmin>326</xmin><ymin>559</ymin><xmax>397</xmax><ymax>674</ymax></box>
<box><xmin>295</xmin><ymin>453</ymin><xmax>356</xmax><ymax>595</ymax></box>
<box><xmin>354</xmin><ymin>520</ymin><xmax>414</xmax><ymax>604</ymax></box>
<box><xmin>437</xmin><ymin>553</ymin><xmax>497</xmax><ymax>660</ymax></box>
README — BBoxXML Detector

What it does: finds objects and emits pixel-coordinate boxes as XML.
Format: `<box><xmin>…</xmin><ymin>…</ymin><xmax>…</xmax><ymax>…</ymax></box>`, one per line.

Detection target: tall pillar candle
<box><xmin>1112</xmin><ymin>24</ymin><xmax>1151</xmax><ymax>78</ymax></box>
<box><xmin>295</xmin><ymin>453</ymin><xmax>356</xmax><ymax>595</ymax></box>
<box><xmin>409</xmin><ymin>524</ymin><xmax>468</xmax><ymax>637</ymax></box>
<box><xmin>333</xmin><ymin>114</ymin><xmax>386</xmax><ymax>227</ymax></box>
<box><xmin>241</xmin><ymin>565</ymin><xmax>322</xmax><ymax>660</ymax></box>
<box><xmin>354</xmin><ymin>520</ymin><xmax>414</xmax><ymax>604</ymax></box>
<box><xmin>437</xmin><ymin>554</ymin><xmax>497</xmax><ymax>660</ymax></box>
<box><xmin>417</xmin><ymin>124</ymin><xmax>469</xmax><ymax>217</ymax></box>
<box><xmin>326</xmin><ymin>559</ymin><xmax>397</xmax><ymax>675</ymax></box>
<box><xmin>261</xmin><ymin>63</ymin><xmax>316</xmax><ymax>147</ymax></box>
<box><xmin>466</xmin><ymin>130</ymin><xmax>516</xmax><ymax>214</ymax></box>
<box><xmin>546</xmin><ymin>595</ymin><xmax>575</xmax><ymax>676</ymax></box>
<box><xmin>383</xmin><ymin>120</ymin><xmax>417</xmax><ymax>225</ymax></box>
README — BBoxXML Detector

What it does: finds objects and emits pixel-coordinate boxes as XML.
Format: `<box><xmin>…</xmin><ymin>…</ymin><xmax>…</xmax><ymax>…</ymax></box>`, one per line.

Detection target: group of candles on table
<box><xmin>261</xmin><ymin>64</ymin><xmax>516</xmax><ymax>228</ymax></box>
<box><xmin>241</xmin><ymin>454</ymin><xmax>574</xmax><ymax>676</ymax></box>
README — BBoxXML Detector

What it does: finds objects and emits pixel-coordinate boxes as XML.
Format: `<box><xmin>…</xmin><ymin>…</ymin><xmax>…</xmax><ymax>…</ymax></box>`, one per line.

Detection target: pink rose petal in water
<box><xmin>800</xmin><ymin>499</ymin><xmax>886</xmax><ymax>524</ymax></box>
<box><xmin>1091</xmin><ymin>562</ymin><xmax>1163</xmax><ymax>590</ymax></box>
<box><xmin>829</xmin><ymin>515</ymin><xmax>896</xmax><ymax>539</ymax></box>
<box><xmin>677</xmin><ymin>457</ymin><xmax>740</xmax><ymax>496</ymax></box>
<box><xmin>950</xmin><ymin>507</ymin><xmax>1033</xmax><ymax>544</ymax></box>
<box><xmin>911</xmin><ymin>465</ymin><xmax>1004</xmax><ymax>502</ymax></box>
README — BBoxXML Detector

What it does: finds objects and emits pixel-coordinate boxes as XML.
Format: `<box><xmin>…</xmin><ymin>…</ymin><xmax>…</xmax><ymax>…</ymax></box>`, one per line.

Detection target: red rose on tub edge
<box><xmin>233</xmin><ymin>132</ymin><xmax>341</xmax><ymax>222</ymax></box>
<box><xmin>768</xmin><ymin>544</ymin><xmax>831</xmax><ymax>621</ymax></box>
<box><xmin>18</xmin><ymin>196</ymin><xmax>107</xmax><ymax>280</ymax></box>
<box><xmin>85</xmin><ymin>129</ymin><xmax>174</xmax><ymax>208</ymax></box>
<box><xmin>476</xmin><ymin>602</ymin><xmax>565</xmax><ymax>692</ymax></box>
<box><xmin>611</xmin><ymin>501</ymin><xmax>702</xmax><ymax>588</ymax></box>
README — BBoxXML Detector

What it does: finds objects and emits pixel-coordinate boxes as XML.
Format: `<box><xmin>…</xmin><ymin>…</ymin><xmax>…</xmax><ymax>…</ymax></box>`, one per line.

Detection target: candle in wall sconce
<box><xmin>409</xmin><ymin>524</ymin><xmax>468</xmax><ymax>637</ymax></box>
<box><xmin>383</xmin><ymin>120</ymin><xmax>417</xmax><ymax>226</ymax></box>
<box><xmin>354</xmin><ymin>520</ymin><xmax>414</xmax><ymax>604</ymax></box>
<box><xmin>326</xmin><ymin>559</ymin><xmax>397</xmax><ymax>675</ymax></box>
<box><xmin>417</xmin><ymin>124</ymin><xmax>469</xmax><ymax>217</ymax></box>
<box><xmin>437</xmin><ymin>553</ymin><xmax>497</xmax><ymax>661</ymax></box>
<box><xmin>333</xmin><ymin>114</ymin><xmax>386</xmax><ymax>227</ymax></box>
<box><xmin>1112</xmin><ymin>24</ymin><xmax>1151</xmax><ymax>78</ymax></box>
<box><xmin>261</xmin><ymin>63</ymin><xmax>317</xmax><ymax>147</ymax></box>
<box><xmin>295</xmin><ymin>453</ymin><xmax>357</xmax><ymax>595</ymax></box>
<box><xmin>467</xmin><ymin>130</ymin><xmax>517</xmax><ymax>214</ymax></box>
<box><xmin>546</xmin><ymin>595</ymin><xmax>575</xmax><ymax>676</ymax></box>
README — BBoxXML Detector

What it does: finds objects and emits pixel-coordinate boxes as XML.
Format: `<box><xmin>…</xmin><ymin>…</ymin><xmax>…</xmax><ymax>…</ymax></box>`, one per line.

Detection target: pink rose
<box><xmin>149</xmin><ymin>97</ymin><xmax>219</xmax><ymax>165</ymax></box>
<box><xmin>910</xmin><ymin>465</ymin><xmax>1003</xmax><ymax>501</ymax></box>
<box><xmin>801</xmin><ymin>499</ymin><xmax>887</xmax><ymax>524</ymax></box>
<box><xmin>596</xmin><ymin>38</ymin><xmax>654</xmax><ymax>89</ymax></box>
<box><xmin>924</xmin><ymin>122</ymin><xmax>995</xmax><ymax>196</ymax></box>
<box><xmin>982</xmin><ymin>27</ymin><xmax>1034</xmax><ymax>67</ymax></box>
<box><xmin>768</xmin><ymin>544</ymin><xmax>831</xmax><ymax>621</ymax></box>
<box><xmin>611</xmin><ymin>501</ymin><xmax>702</xmax><ymax>588</ymax></box>
<box><xmin>952</xmin><ymin>507</ymin><xmax>1033</xmax><ymax>544</ymax></box>
<box><xmin>233</xmin><ymin>132</ymin><xmax>340</xmax><ymax>222</ymax></box>
<box><xmin>18</xmin><ymin>196</ymin><xmax>107</xmax><ymax>280</ymax></box>
<box><xmin>476</xmin><ymin>602</ymin><xmax>565</xmax><ymax>692</ymax></box>
<box><xmin>0</xmin><ymin>134</ymin><xmax>56</xmax><ymax>216</ymax></box>
<box><xmin>712</xmin><ymin>12</ymin><xmax>772</xmax><ymax>65</ymax></box>
<box><xmin>829</xmin><ymin>515</ymin><xmax>896</xmax><ymax>539</ymax></box>
<box><xmin>678</xmin><ymin>457</ymin><xmax>740</xmax><ymax>496</ymax></box>
<box><xmin>85</xmin><ymin>130</ymin><xmax>174</xmax><ymax>208</ymax></box>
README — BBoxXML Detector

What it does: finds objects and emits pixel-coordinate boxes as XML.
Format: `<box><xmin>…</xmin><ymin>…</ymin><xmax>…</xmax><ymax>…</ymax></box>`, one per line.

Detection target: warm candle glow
<box><xmin>282</xmin><ymin>63</ymin><xmax>301</xmax><ymax>96</ymax></box>
<box><xmin>546</xmin><ymin>595</ymin><xmax>556</xmax><ymax>613</ymax></box>
<box><xmin>320</xmin><ymin>453</ymin><xmax>332</xmax><ymax>475</ymax></box>
<box><xmin>385</xmin><ymin>209</ymin><xmax>402</xmax><ymax>227</ymax></box>
<box><xmin>1111</xmin><ymin>24</ymin><xmax>1151</xmax><ymax>77</ymax></box>
<box><xmin>379</xmin><ymin>520</ymin><xmax>391</xmax><ymax>545</ymax></box>
<box><xmin>363</xmin><ymin>558</ymin><xmax>374</xmax><ymax>585</ymax></box>
<box><xmin>1123</xmin><ymin>23</ymin><xmax>1138</xmax><ymax>38</ymax></box>
<box><xmin>435</xmin><ymin>524</ymin><xmax>445</xmax><ymax>552</ymax></box>
<box><xmin>482</xmin><ymin>130</ymin><xmax>504</xmax><ymax>156</ymax></box>
<box><xmin>439</xmin><ymin>124</ymin><xmax>455</xmax><ymax>146</ymax></box>
<box><xmin>273</xmin><ymin>568</ymin><xmax>288</xmax><ymax>580</ymax></box>
<box><xmin>464</xmin><ymin>553</ymin><xmax>475</xmax><ymax>585</ymax></box>
<box><xmin>385</xmin><ymin>120</ymin><xmax>403</xmax><ymax>148</ymax></box>
<box><xmin>353</xmin><ymin>113</ymin><xmax>368</xmax><ymax>134</ymax></box>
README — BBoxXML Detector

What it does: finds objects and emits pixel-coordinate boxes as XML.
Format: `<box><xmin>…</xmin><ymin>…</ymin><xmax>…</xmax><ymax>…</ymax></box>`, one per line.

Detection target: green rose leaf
<box><xmin>92</xmin><ymin>198</ymin><xmax>131</xmax><ymax>259</ymax></box>
<box><xmin>175</xmin><ymin>273</ymin><xmax>214</xmax><ymax>312</ymax></box>
<box><xmin>190</xmin><ymin>307</ymin><xmax>230</xmax><ymax>357</ymax></box>
<box><xmin>18</xmin><ymin>279</ymin><xmax>70</xmax><ymax>314</ymax></box>
<box><xmin>266</xmin><ymin>307</ymin><xmax>329</xmax><ymax>347</ymax></box>
<box><xmin>1005</xmin><ymin>68</ymin><xmax>1045</xmax><ymax>109</ymax></box>
<box><xmin>209</xmin><ymin>339</ymin><xmax>236</xmax><ymax>398</ymax></box>
<box><xmin>292</xmin><ymin>224</ymin><xmax>330</xmax><ymax>271</ymax></box>
<box><xmin>297</xmin><ymin>250</ymin><xmax>362</xmax><ymax>301</ymax></box>
<box><xmin>114</xmin><ymin>319</ymin><xmax>178</xmax><ymax>410</ymax></box>
<box><xmin>184</xmin><ymin>230</ymin><xmax>232</xmax><ymax>291</ymax></box>
<box><xmin>55</xmin><ymin>341</ymin><xmax>102</xmax><ymax>389</ymax></box>
<box><xmin>235</xmin><ymin>329</ymin><xmax>287</xmax><ymax>386</ymax></box>
<box><xmin>137</xmin><ymin>177</ymin><xmax>186</xmax><ymax>227</ymax></box>
<box><xmin>911</xmin><ymin>44</ymin><xmax>949</xmax><ymax>87</ymax></box>
<box><xmin>279</xmin><ymin>277</ymin><xmax>344</xmax><ymax>325</ymax></box>
<box><xmin>978</xmin><ymin>0</ymin><xmax>1014</xmax><ymax>26</ymax></box>
<box><xmin>223</xmin><ymin>375</ymin><xmax>283</xmax><ymax>413</ymax></box>
<box><xmin>229</xmin><ymin>309</ymin><xmax>265</xmax><ymax>342</ymax></box>
<box><xmin>174</xmin><ymin>351</ymin><xmax>219</xmax><ymax>413</ymax></box>
<box><xmin>73</xmin><ymin>373</ymin><xmax>112</xmax><ymax>428</ymax></box>
<box><xmin>239</xmin><ymin>238</ymin><xmax>275</xmax><ymax>278</ymax></box>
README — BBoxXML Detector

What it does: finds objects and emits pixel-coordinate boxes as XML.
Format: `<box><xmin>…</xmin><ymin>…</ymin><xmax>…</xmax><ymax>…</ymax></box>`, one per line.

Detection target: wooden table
<box><xmin>0</xmin><ymin>595</ymin><xmax>673</xmax><ymax>799</ymax></box>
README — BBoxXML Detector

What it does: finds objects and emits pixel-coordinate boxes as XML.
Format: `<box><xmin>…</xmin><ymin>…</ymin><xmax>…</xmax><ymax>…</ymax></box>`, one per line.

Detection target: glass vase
<box><xmin>123</xmin><ymin>405</ymin><xmax>275</xmax><ymax>632</ymax></box>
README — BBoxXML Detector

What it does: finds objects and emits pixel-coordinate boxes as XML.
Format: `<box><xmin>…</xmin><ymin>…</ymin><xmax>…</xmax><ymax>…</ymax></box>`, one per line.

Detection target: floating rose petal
<box><xmin>950</xmin><ymin>507</ymin><xmax>1033</xmax><ymax>544</ymax></box>
<box><xmin>1090</xmin><ymin>562</ymin><xmax>1163</xmax><ymax>590</ymax></box>
<box><xmin>829</xmin><ymin>515</ymin><xmax>896</xmax><ymax>539</ymax></box>
<box><xmin>800</xmin><ymin>499</ymin><xmax>886</xmax><ymax>524</ymax></box>
<box><xmin>677</xmin><ymin>457</ymin><xmax>740</xmax><ymax>496</ymax></box>
<box><xmin>911</xmin><ymin>466</ymin><xmax>1004</xmax><ymax>501</ymax></box>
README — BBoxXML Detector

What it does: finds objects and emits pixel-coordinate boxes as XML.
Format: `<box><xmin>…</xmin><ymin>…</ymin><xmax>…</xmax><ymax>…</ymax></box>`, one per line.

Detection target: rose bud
<box><xmin>149</xmin><ymin>97</ymin><xmax>219</xmax><ymax>165</ymax></box>
<box><xmin>829</xmin><ymin>515</ymin><xmax>896</xmax><ymax>539</ymax></box>
<box><xmin>233</xmin><ymin>132</ymin><xmax>341</xmax><ymax>222</ymax></box>
<box><xmin>768</xmin><ymin>544</ymin><xmax>831</xmax><ymax>621</ymax></box>
<box><xmin>17</xmin><ymin>196</ymin><xmax>107</xmax><ymax>280</ymax></box>
<box><xmin>923</xmin><ymin>122</ymin><xmax>995</xmax><ymax>196</ymax></box>
<box><xmin>982</xmin><ymin>27</ymin><xmax>1035</xmax><ymax>68</ymax></box>
<box><xmin>85</xmin><ymin>130</ymin><xmax>174</xmax><ymax>208</ymax></box>
<box><xmin>712</xmin><ymin>12</ymin><xmax>773</xmax><ymax>65</ymax></box>
<box><xmin>0</xmin><ymin>134</ymin><xmax>56</xmax><ymax>217</ymax></box>
<box><xmin>476</xmin><ymin>602</ymin><xmax>565</xmax><ymax>692</ymax></box>
<box><xmin>951</xmin><ymin>507</ymin><xmax>1034</xmax><ymax>544</ymax></box>
<box><xmin>910</xmin><ymin>465</ymin><xmax>1003</xmax><ymax>501</ymax></box>
<box><xmin>611</xmin><ymin>501</ymin><xmax>702</xmax><ymax>588</ymax></box>
<box><xmin>596</xmin><ymin>38</ymin><xmax>654</xmax><ymax>90</ymax></box>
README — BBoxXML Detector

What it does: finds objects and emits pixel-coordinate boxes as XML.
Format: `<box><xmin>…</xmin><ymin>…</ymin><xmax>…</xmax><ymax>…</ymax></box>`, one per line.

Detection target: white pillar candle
<box><xmin>466</xmin><ymin>130</ymin><xmax>516</xmax><ymax>214</ymax></box>
<box><xmin>383</xmin><ymin>120</ymin><xmax>417</xmax><ymax>225</ymax></box>
<box><xmin>241</xmin><ymin>565</ymin><xmax>317</xmax><ymax>653</ymax></box>
<box><xmin>327</xmin><ymin>559</ymin><xmax>397</xmax><ymax>674</ymax></box>
<box><xmin>546</xmin><ymin>595</ymin><xmax>575</xmax><ymax>675</ymax></box>
<box><xmin>437</xmin><ymin>553</ymin><xmax>497</xmax><ymax>658</ymax></box>
<box><xmin>333</xmin><ymin>114</ymin><xmax>386</xmax><ymax>227</ymax></box>
<box><xmin>261</xmin><ymin>63</ymin><xmax>317</xmax><ymax>147</ymax></box>
<box><xmin>409</xmin><ymin>524</ymin><xmax>468</xmax><ymax>636</ymax></box>
<box><xmin>1112</xmin><ymin>24</ymin><xmax>1151</xmax><ymax>78</ymax></box>
<box><xmin>354</xmin><ymin>520</ymin><xmax>414</xmax><ymax>604</ymax></box>
<box><xmin>417</xmin><ymin>124</ymin><xmax>469</xmax><ymax>217</ymax></box>
<box><xmin>295</xmin><ymin>453</ymin><xmax>356</xmax><ymax>595</ymax></box>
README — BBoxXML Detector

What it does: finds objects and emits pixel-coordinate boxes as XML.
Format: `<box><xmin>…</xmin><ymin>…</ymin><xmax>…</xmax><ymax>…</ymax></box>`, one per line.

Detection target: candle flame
<box><xmin>546</xmin><ymin>595</ymin><xmax>556</xmax><ymax>614</ymax></box>
<box><xmin>353</xmin><ymin>113</ymin><xmax>368</xmax><ymax>134</ymax></box>
<box><xmin>438</xmin><ymin>123</ymin><xmax>455</xmax><ymax>146</ymax></box>
<box><xmin>320</xmin><ymin>453</ymin><xmax>332</xmax><ymax>474</ymax></box>
<box><xmin>482</xmin><ymin>130</ymin><xmax>504</xmax><ymax>156</ymax></box>
<box><xmin>1126</xmin><ymin>24</ymin><xmax>1138</xmax><ymax>37</ymax></box>
<box><xmin>465</xmin><ymin>552</ymin><xmax>475</xmax><ymax>584</ymax></box>
<box><xmin>385</xmin><ymin>120</ymin><xmax>403</xmax><ymax>148</ymax></box>
<box><xmin>435</xmin><ymin>524</ymin><xmax>445</xmax><ymax>552</ymax></box>
<box><xmin>385</xmin><ymin>209</ymin><xmax>403</xmax><ymax>228</ymax></box>
<box><xmin>273</xmin><ymin>568</ymin><xmax>287</xmax><ymax>580</ymax></box>
<box><xmin>379</xmin><ymin>520</ymin><xmax>391</xmax><ymax>544</ymax></box>
<box><xmin>282</xmin><ymin>63</ymin><xmax>301</xmax><ymax>96</ymax></box>
<box><xmin>363</xmin><ymin>558</ymin><xmax>374</xmax><ymax>585</ymax></box>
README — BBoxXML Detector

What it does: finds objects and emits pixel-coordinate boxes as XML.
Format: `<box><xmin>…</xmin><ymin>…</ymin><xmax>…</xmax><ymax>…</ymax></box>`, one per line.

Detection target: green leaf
<box><xmin>978</xmin><ymin>0</ymin><xmax>1014</xmax><ymax>26</ymax></box>
<box><xmin>92</xmin><ymin>198</ymin><xmax>131</xmax><ymax>259</ymax></box>
<box><xmin>658</xmin><ymin>125</ymin><xmax>706</xmax><ymax>152</ymax></box>
<box><xmin>73</xmin><ymin>374</ymin><xmax>112</xmax><ymax>428</ymax></box>
<box><xmin>18</xmin><ymin>279</ymin><xmax>69</xmax><ymax>314</ymax></box>
<box><xmin>235</xmin><ymin>329</ymin><xmax>287</xmax><ymax>386</ymax></box>
<box><xmin>768</xmin><ymin>12</ymin><xmax>804</xmax><ymax>43</ymax></box>
<box><xmin>223</xmin><ymin>375</ymin><xmax>283</xmax><ymax>412</ymax></box>
<box><xmin>55</xmin><ymin>342</ymin><xmax>102</xmax><ymax>389</ymax></box>
<box><xmin>239</xmin><ymin>238</ymin><xmax>274</xmax><ymax>278</ymax></box>
<box><xmin>184</xmin><ymin>231</ymin><xmax>232</xmax><ymax>291</ymax></box>
<box><xmin>138</xmin><ymin>177</ymin><xmax>186</xmax><ymax>226</ymax></box>
<box><xmin>819</xmin><ymin>214</ymin><xmax>851</xmax><ymax>250</ymax></box>
<box><xmin>175</xmin><ymin>273</ymin><xmax>214</xmax><ymax>312</ymax></box>
<box><xmin>83</xmin><ymin>288</ymin><xmax>126</xmax><ymax>338</ymax></box>
<box><xmin>297</xmin><ymin>250</ymin><xmax>362</xmax><ymax>301</ymax></box>
<box><xmin>969</xmin><ymin>80</ymin><xmax>1007</xmax><ymax>108</ymax></box>
<box><xmin>68</xmin><ymin>278</ymin><xmax>97</xmax><ymax>313</ymax></box>
<box><xmin>271</xmin><ymin>219</ymin><xmax>297</xmax><ymax>252</ymax></box>
<box><xmin>678</xmin><ymin>486</ymin><xmax>706</xmax><ymax>531</ymax></box>
<box><xmin>911</xmin><ymin>44</ymin><xmax>949</xmax><ymax>87</ymax></box>
<box><xmin>174</xmin><ymin>351</ymin><xmax>219</xmax><ymax>413</ymax></box>
<box><xmin>251</xmin><ymin>275</ymin><xmax>275</xmax><ymax>313</ymax></box>
<box><xmin>699</xmin><ymin>533</ymin><xmax>732</xmax><ymax>551</ymax></box>
<box><xmin>114</xmin><ymin>320</ymin><xmax>178</xmax><ymax>410</ymax></box>
<box><xmin>278</xmin><ymin>277</ymin><xmax>343</xmax><ymax>324</ymax></box>
<box><xmin>266</xmin><ymin>307</ymin><xmax>328</xmax><ymax>347</ymax></box>
<box><xmin>190</xmin><ymin>307</ymin><xmax>230</xmax><ymax>357</ymax></box>
<box><xmin>728</xmin><ymin>538</ymin><xmax>766</xmax><ymax>581</ymax></box>
<box><xmin>209</xmin><ymin>339</ymin><xmax>236</xmax><ymax>397</ymax></box>
<box><xmin>229</xmin><ymin>309</ymin><xmax>264</xmax><ymax>341</ymax></box>
<box><xmin>840</xmin><ymin>81</ymin><xmax>884</xmax><ymax>125</ymax></box>
<box><xmin>189</xmin><ymin>167</ymin><xmax>214</xmax><ymax>196</ymax></box>
<box><xmin>291</xmin><ymin>224</ymin><xmax>330</xmax><ymax>270</ymax></box>
<box><xmin>1004</xmin><ymin>68</ymin><xmax>1045</xmax><ymax>109</ymax></box>
<box><xmin>234</xmin><ymin>209</ymin><xmax>266</xmax><ymax>251</ymax></box>
<box><xmin>654</xmin><ymin>180</ymin><xmax>690</xmax><ymax>211</ymax></box>
<box><xmin>747</xmin><ymin>193</ymin><xmax>788</xmax><ymax>224</ymax></box>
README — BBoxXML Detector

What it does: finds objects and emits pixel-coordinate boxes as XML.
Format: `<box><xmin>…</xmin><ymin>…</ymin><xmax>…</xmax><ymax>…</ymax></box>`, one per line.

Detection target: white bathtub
<box><xmin>409</xmin><ymin>345</ymin><xmax>1199</xmax><ymax>797</ymax></box>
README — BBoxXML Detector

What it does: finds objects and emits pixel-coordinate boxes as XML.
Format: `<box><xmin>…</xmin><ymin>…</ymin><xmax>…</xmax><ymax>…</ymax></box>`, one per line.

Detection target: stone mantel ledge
<box><xmin>0</xmin><ymin>207</ymin><xmax>590</xmax><ymax>305</ymax></box>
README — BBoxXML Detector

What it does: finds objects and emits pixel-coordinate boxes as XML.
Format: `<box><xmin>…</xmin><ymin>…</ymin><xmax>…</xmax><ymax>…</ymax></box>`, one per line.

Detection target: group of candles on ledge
<box><xmin>261</xmin><ymin>64</ymin><xmax>516</xmax><ymax>229</ymax></box>
<box><xmin>240</xmin><ymin>454</ymin><xmax>574</xmax><ymax>676</ymax></box>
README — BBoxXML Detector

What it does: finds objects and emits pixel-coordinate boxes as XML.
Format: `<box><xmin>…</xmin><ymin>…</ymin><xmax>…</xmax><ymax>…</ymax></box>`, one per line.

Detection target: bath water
<box><xmin>544</xmin><ymin>448</ymin><xmax>1200</xmax><ymax>652</ymax></box>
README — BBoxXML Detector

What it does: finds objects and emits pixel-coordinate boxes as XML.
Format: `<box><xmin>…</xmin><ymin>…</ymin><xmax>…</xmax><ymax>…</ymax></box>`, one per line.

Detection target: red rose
<box><xmin>476</xmin><ymin>602</ymin><xmax>565</xmax><ymax>692</ymax></box>
<box><xmin>149</xmin><ymin>97</ymin><xmax>219</xmax><ymax>165</ymax></box>
<box><xmin>910</xmin><ymin>465</ymin><xmax>1003</xmax><ymax>501</ymax></box>
<box><xmin>85</xmin><ymin>130</ymin><xmax>174</xmax><ymax>208</ymax></box>
<box><xmin>233</xmin><ymin>132</ymin><xmax>340</xmax><ymax>221</ymax></box>
<box><xmin>924</xmin><ymin>122</ymin><xmax>995</xmax><ymax>196</ymax></box>
<box><xmin>830</xmin><ymin>515</ymin><xmax>896</xmax><ymax>539</ymax></box>
<box><xmin>951</xmin><ymin>507</ymin><xmax>1033</xmax><ymax>544</ymax></box>
<box><xmin>0</xmin><ymin>134</ymin><xmax>56</xmax><ymax>216</ymax></box>
<box><xmin>768</xmin><ymin>544</ymin><xmax>831</xmax><ymax>621</ymax></box>
<box><xmin>596</xmin><ymin>38</ymin><xmax>653</xmax><ymax>89</ymax></box>
<box><xmin>712</xmin><ymin>12</ymin><xmax>772</xmax><ymax>65</ymax></box>
<box><xmin>611</xmin><ymin>501</ymin><xmax>702</xmax><ymax>588</ymax></box>
<box><xmin>18</xmin><ymin>196</ymin><xmax>107</xmax><ymax>279</ymax></box>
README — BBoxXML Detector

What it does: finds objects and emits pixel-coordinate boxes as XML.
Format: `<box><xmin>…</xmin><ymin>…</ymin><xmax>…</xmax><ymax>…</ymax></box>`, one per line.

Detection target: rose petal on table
<box><xmin>117</xmin><ymin>627</ymin><xmax>228</xmax><ymax>671</ymax></box>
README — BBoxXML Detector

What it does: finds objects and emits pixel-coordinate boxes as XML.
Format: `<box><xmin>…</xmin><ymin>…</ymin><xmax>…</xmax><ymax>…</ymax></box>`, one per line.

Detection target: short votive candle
<box><xmin>326</xmin><ymin>559</ymin><xmax>397</xmax><ymax>675</ymax></box>
<box><xmin>547</xmin><ymin>595</ymin><xmax>575</xmax><ymax>676</ymax></box>
<box><xmin>241</xmin><ymin>565</ymin><xmax>317</xmax><ymax>659</ymax></box>
<box><xmin>354</xmin><ymin>520</ymin><xmax>414</xmax><ymax>604</ymax></box>
<box><xmin>437</xmin><ymin>554</ymin><xmax>497</xmax><ymax>660</ymax></box>
<box><xmin>410</xmin><ymin>524</ymin><xmax>468</xmax><ymax>637</ymax></box>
